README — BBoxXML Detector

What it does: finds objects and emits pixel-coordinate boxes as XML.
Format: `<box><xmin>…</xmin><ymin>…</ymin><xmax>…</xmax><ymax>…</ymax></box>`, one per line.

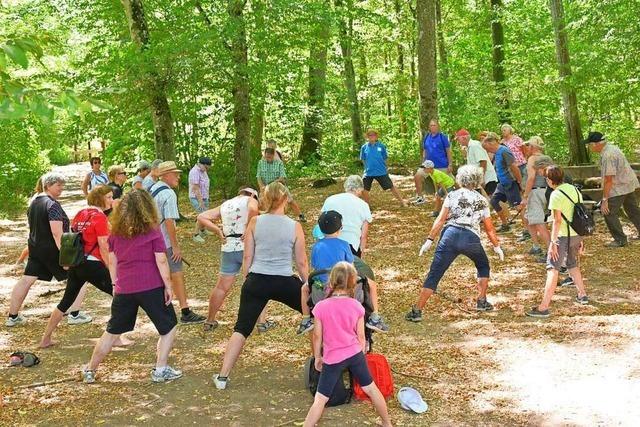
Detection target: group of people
<box><xmin>3</xmin><ymin>123</ymin><xmax>640</xmax><ymax>425</ymax></box>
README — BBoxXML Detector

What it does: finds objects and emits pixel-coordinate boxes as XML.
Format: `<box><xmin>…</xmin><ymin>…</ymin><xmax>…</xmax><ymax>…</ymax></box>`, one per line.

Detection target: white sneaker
<box><xmin>213</xmin><ymin>374</ymin><xmax>228</xmax><ymax>390</ymax></box>
<box><xmin>6</xmin><ymin>315</ymin><xmax>25</xmax><ymax>327</ymax></box>
<box><xmin>414</xmin><ymin>196</ymin><xmax>426</xmax><ymax>205</ymax></box>
<box><xmin>68</xmin><ymin>312</ymin><xmax>93</xmax><ymax>325</ymax></box>
<box><xmin>193</xmin><ymin>234</ymin><xmax>206</xmax><ymax>243</ymax></box>
<box><xmin>151</xmin><ymin>366</ymin><xmax>183</xmax><ymax>383</ymax></box>
<box><xmin>202</xmin><ymin>229</ymin><xmax>214</xmax><ymax>236</ymax></box>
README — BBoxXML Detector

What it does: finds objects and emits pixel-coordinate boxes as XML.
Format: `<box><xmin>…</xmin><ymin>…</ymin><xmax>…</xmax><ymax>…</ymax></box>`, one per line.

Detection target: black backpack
<box><xmin>304</xmin><ymin>356</ymin><xmax>352</xmax><ymax>407</ymax></box>
<box><xmin>59</xmin><ymin>211</ymin><xmax>98</xmax><ymax>268</ymax></box>
<box><xmin>558</xmin><ymin>187</ymin><xmax>596</xmax><ymax>237</ymax></box>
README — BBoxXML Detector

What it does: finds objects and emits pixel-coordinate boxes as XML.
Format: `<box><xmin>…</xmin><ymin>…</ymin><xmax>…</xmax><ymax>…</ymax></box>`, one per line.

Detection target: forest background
<box><xmin>1</xmin><ymin>0</ymin><xmax>639</xmax><ymax>214</ymax></box>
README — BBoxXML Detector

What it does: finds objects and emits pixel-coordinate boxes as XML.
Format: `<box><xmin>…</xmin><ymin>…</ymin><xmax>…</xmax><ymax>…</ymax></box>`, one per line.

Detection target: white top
<box><xmin>466</xmin><ymin>139</ymin><xmax>497</xmax><ymax>184</ymax></box>
<box><xmin>443</xmin><ymin>188</ymin><xmax>491</xmax><ymax>237</ymax></box>
<box><xmin>321</xmin><ymin>192</ymin><xmax>373</xmax><ymax>251</ymax></box>
<box><xmin>220</xmin><ymin>195</ymin><xmax>250</xmax><ymax>252</ymax></box>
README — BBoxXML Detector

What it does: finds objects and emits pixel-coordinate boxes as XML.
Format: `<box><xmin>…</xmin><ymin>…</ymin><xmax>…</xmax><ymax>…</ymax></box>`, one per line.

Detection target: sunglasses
<box><xmin>92</xmin><ymin>161</ymin><xmax>101</xmax><ymax>165</ymax></box>
<box><xmin>117</xmin><ymin>172</ymin><xmax>127</xmax><ymax>175</ymax></box>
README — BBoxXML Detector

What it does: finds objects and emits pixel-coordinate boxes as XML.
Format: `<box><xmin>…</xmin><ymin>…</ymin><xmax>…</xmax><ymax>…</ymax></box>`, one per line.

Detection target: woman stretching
<box><xmin>40</xmin><ymin>186</ymin><xmax>130</xmax><ymax>348</ymax></box>
<box><xmin>213</xmin><ymin>182</ymin><xmax>309</xmax><ymax>389</ymax></box>
<box><xmin>303</xmin><ymin>262</ymin><xmax>392</xmax><ymax>427</ymax></box>
<box><xmin>82</xmin><ymin>190</ymin><xmax>180</xmax><ymax>383</ymax></box>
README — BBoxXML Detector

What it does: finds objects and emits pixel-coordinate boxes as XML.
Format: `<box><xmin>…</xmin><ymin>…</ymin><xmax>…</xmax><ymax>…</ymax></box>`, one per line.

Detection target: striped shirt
<box><xmin>256</xmin><ymin>158</ymin><xmax>286</xmax><ymax>185</ymax></box>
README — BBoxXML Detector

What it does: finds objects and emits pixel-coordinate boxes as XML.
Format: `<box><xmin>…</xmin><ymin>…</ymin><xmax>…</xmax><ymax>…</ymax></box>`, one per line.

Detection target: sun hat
<box><xmin>421</xmin><ymin>160</ymin><xmax>435</xmax><ymax>169</ymax></box>
<box><xmin>397</xmin><ymin>387</ymin><xmax>428</xmax><ymax>414</ymax></box>
<box><xmin>157</xmin><ymin>161</ymin><xmax>182</xmax><ymax>176</ymax></box>
<box><xmin>524</xmin><ymin>137</ymin><xmax>545</xmax><ymax>150</ymax></box>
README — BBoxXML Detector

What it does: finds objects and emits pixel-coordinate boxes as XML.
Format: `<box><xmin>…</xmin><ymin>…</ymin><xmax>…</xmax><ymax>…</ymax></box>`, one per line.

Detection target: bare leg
<box><xmin>300</xmin><ymin>283</ymin><xmax>310</xmax><ymax>316</ymax></box>
<box><xmin>68</xmin><ymin>283</ymin><xmax>88</xmax><ymax>313</ymax></box>
<box><xmin>361</xmin><ymin>190</ymin><xmax>371</xmax><ymax>205</ymax></box>
<box><xmin>87</xmin><ymin>332</ymin><xmax>120</xmax><ymax>371</ymax></box>
<box><xmin>361</xmin><ymin>383</ymin><xmax>393</xmax><ymax>427</ymax></box>
<box><xmin>569</xmin><ymin>266</ymin><xmax>587</xmax><ymax>298</ymax></box>
<box><xmin>8</xmin><ymin>275</ymin><xmax>38</xmax><ymax>315</ymax></box>
<box><xmin>368</xmin><ymin>279</ymin><xmax>380</xmax><ymax>312</ymax></box>
<box><xmin>497</xmin><ymin>208</ymin><xmax>508</xmax><ymax>226</ymax></box>
<box><xmin>527</xmin><ymin>224</ymin><xmax>540</xmax><ymax>246</ymax></box>
<box><xmin>538</xmin><ymin>268</ymin><xmax>560</xmax><ymax>311</ymax></box>
<box><xmin>257</xmin><ymin>305</ymin><xmax>268</xmax><ymax>324</ymax></box>
<box><xmin>416</xmin><ymin>288</ymin><xmax>434</xmax><ymax>310</ymax></box>
<box><xmin>390</xmin><ymin>186</ymin><xmax>407</xmax><ymax>207</ymax></box>
<box><xmin>207</xmin><ymin>275</ymin><xmax>236</xmax><ymax>322</ymax></box>
<box><xmin>219</xmin><ymin>332</ymin><xmax>247</xmax><ymax>377</ymax></box>
<box><xmin>414</xmin><ymin>172</ymin><xmax>424</xmax><ymax>196</ymax></box>
<box><xmin>536</xmin><ymin>224</ymin><xmax>551</xmax><ymax>248</ymax></box>
<box><xmin>170</xmin><ymin>272</ymin><xmax>188</xmax><ymax>309</ymax></box>
<box><xmin>434</xmin><ymin>195</ymin><xmax>443</xmax><ymax>212</ymax></box>
<box><xmin>304</xmin><ymin>393</ymin><xmax>330</xmax><ymax>427</ymax></box>
<box><xmin>477</xmin><ymin>277</ymin><xmax>489</xmax><ymax>299</ymax></box>
<box><xmin>155</xmin><ymin>326</ymin><xmax>177</xmax><ymax>368</ymax></box>
<box><xmin>40</xmin><ymin>308</ymin><xmax>64</xmax><ymax>348</ymax></box>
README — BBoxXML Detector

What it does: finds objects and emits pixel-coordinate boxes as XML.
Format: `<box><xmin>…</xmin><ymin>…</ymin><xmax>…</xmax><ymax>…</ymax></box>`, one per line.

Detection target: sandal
<box><xmin>203</xmin><ymin>321</ymin><xmax>219</xmax><ymax>332</ymax></box>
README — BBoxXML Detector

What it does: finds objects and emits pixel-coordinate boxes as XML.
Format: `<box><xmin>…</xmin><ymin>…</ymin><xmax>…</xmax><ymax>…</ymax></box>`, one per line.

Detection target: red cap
<box><xmin>455</xmin><ymin>129</ymin><xmax>470</xmax><ymax>138</ymax></box>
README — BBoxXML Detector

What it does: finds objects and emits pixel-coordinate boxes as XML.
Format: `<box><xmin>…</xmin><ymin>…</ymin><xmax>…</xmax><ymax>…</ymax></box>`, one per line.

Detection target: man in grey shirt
<box><xmin>584</xmin><ymin>132</ymin><xmax>640</xmax><ymax>247</ymax></box>
<box><xmin>150</xmin><ymin>161</ymin><xmax>205</xmax><ymax>323</ymax></box>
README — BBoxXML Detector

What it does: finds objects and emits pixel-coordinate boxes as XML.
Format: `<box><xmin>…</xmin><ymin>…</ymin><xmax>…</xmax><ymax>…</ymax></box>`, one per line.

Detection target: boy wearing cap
<box><xmin>151</xmin><ymin>161</ymin><xmax>205</xmax><ymax>324</ymax></box>
<box><xmin>584</xmin><ymin>131</ymin><xmax>640</xmax><ymax>247</ymax></box>
<box><xmin>360</xmin><ymin>129</ymin><xmax>407</xmax><ymax>207</ymax></box>
<box><xmin>189</xmin><ymin>157</ymin><xmax>212</xmax><ymax>243</ymax></box>
<box><xmin>420</xmin><ymin>160</ymin><xmax>456</xmax><ymax>217</ymax></box>
<box><xmin>297</xmin><ymin>210</ymin><xmax>389</xmax><ymax>335</ymax></box>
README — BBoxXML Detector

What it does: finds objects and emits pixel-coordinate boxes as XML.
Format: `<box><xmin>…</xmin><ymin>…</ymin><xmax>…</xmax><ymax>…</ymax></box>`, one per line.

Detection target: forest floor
<box><xmin>1</xmin><ymin>163</ymin><xmax>640</xmax><ymax>426</ymax></box>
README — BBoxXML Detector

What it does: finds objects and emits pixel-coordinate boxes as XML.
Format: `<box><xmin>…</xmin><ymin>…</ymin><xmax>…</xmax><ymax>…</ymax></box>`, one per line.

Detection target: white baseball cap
<box><xmin>397</xmin><ymin>386</ymin><xmax>429</xmax><ymax>414</ymax></box>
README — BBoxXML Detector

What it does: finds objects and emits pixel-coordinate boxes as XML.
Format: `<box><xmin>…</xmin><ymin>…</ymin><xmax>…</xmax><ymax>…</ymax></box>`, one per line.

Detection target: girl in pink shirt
<box><xmin>304</xmin><ymin>262</ymin><xmax>392</xmax><ymax>427</ymax></box>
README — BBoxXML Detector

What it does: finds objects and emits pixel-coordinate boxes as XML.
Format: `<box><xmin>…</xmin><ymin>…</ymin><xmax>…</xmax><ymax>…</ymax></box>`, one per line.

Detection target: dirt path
<box><xmin>1</xmin><ymin>168</ymin><xmax>640</xmax><ymax>426</ymax></box>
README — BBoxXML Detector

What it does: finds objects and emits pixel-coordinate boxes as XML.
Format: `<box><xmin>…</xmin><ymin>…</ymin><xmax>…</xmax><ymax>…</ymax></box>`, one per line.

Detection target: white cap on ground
<box><xmin>397</xmin><ymin>386</ymin><xmax>429</xmax><ymax>414</ymax></box>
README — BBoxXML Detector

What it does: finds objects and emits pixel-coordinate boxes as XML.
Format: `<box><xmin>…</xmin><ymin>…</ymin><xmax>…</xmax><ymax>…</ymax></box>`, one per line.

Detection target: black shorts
<box><xmin>106</xmin><ymin>287</ymin><xmax>177</xmax><ymax>335</ymax></box>
<box><xmin>57</xmin><ymin>260</ymin><xmax>113</xmax><ymax>313</ymax></box>
<box><xmin>25</xmin><ymin>253</ymin><xmax>68</xmax><ymax>282</ymax></box>
<box><xmin>484</xmin><ymin>181</ymin><xmax>498</xmax><ymax>195</ymax></box>
<box><xmin>362</xmin><ymin>174</ymin><xmax>393</xmax><ymax>191</ymax></box>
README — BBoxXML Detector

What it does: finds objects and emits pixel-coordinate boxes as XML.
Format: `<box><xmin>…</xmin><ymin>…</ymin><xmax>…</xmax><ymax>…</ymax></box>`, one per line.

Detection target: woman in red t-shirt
<box><xmin>39</xmin><ymin>186</ymin><xmax>117</xmax><ymax>348</ymax></box>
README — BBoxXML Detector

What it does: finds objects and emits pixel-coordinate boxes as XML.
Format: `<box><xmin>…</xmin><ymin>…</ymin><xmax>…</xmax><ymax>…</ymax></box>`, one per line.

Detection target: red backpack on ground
<box><xmin>352</xmin><ymin>353</ymin><xmax>394</xmax><ymax>401</ymax></box>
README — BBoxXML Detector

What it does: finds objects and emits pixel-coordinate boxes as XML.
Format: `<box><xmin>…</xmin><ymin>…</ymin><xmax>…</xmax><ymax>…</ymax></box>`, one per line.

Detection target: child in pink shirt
<box><xmin>304</xmin><ymin>262</ymin><xmax>392</xmax><ymax>427</ymax></box>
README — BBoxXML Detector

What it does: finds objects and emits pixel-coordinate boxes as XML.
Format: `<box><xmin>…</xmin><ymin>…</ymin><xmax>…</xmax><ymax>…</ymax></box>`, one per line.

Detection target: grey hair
<box><xmin>500</xmin><ymin>123</ymin><xmax>514</xmax><ymax>133</ymax></box>
<box><xmin>151</xmin><ymin>159</ymin><xmax>163</xmax><ymax>169</ymax></box>
<box><xmin>455</xmin><ymin>165</ymin><xmax>483</xmax><ymax>189</ymax></box>
<box><xmin>42</xmin><ymin>172</ymin><xmax>66</xmax><ymax>189</ymax></box>
<box><xmin>344</xmin><ymin>175</ymin><xmax>364</xmax><ymax>192</ymax></box>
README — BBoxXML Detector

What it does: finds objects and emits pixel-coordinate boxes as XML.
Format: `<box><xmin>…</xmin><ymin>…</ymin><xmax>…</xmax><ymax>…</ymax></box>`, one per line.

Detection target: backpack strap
<box><xmin>151</xmin><ymin>186</ymin><xmax>170</xmax><ymax>224</ymax></box>
<box><xmin>557</xmin><ymin>187</ymin><xmax>581</xmax><ymax>257</ymax></box>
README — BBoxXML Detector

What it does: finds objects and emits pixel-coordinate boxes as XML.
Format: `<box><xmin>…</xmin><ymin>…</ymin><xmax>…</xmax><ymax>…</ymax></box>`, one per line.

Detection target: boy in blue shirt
<box><xmin>360</xmin><ymin>129</ymin><xmax>407</xmax><ymax>207</ymax></box>
<box><xmin>297</xmin><ymin>211</ymin><xmax>389</xmax><ymax>334</ymax></box>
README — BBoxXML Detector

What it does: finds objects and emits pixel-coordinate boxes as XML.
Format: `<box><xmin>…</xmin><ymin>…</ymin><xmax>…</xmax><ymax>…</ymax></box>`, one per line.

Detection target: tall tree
<box><xmin>435</xmin><ymin>0</ymin><xmax>449</xmax><ymax>81</ymax></box>
<box><xmin>299</xmin><ymin>9</ymin><xmax>330</xmax><ymax>162</ymax></box>
<box><xmin>490</xmin><ymin>0</ymin><xmax>510</xmax><ymax>124</ymax></box>
<box><xmin>336</xmin><ymin>0</ymin><xmax>363</xmax><ymax>153</ymax></box>
<box><xmin>227</xmin><ymin>0</ymin><xmax>252</xmax><ymax>186</ymax></box>
<box><xmin>250</xmin><ymin>0</ymin><xmax>267</xmax><ymax>152</ymax></box>
<box><xmin>548</xmin><ymin>0</ymin><xmax>588</xmax><ymax>164</ymax></box>
<box><xmin>121</xmin><ymin>0</ymin><xmax>175</xmax><ymax>160</ymax></box>
<box><xmin>416</xmin><ymin>0</ymin><xmax>438</xmax><ymax>135</ymax></box>
<box><xmin>394</xmin><ymin>0</ymin><xmax>408</xmax><ymax>135</ymax></box>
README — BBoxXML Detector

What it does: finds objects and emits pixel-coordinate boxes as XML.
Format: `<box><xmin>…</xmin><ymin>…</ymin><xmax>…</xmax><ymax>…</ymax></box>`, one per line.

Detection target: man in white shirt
<box><xmin>455</xmin><ymin>129</ymin><xmax>498</xmax><ymax>195</ymax></box>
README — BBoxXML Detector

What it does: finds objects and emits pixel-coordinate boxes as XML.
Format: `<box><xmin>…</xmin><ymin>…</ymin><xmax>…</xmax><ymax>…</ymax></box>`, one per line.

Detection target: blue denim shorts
<box><xmin>189</xmin><ymin>197</ymin><xmax>209</xmax><ymax>213</ymax></box>
<box><xmin>220</xmin><ymin>250</ymin><xmax>243</xmax><ymax>276</ymax></box>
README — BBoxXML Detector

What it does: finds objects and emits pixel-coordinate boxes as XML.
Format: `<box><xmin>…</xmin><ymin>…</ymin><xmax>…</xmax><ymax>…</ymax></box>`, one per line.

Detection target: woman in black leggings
<box><xmin>40</xmin><ymin>186</ymin><xmax>128</xmax><ymax>348</ymax></box>
<box><xmin>213</xmin><ymin>182</ymin><xmax>309</xmax><ymax>389</ymax></box>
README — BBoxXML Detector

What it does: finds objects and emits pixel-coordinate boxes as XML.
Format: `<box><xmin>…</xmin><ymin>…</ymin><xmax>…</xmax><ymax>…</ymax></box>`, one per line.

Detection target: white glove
<box><xmin>419</xmin><ymin>239</ymin><xmax>434</xmax><ymax>256</ymax></box>
<box><xmin>493</xmin><ymin>246</ymin><xmax>505</xmax><ymax>261</ymax></box>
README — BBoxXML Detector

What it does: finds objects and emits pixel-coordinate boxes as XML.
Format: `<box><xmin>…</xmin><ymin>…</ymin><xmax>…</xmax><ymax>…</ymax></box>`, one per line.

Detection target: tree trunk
<box><xmin>359</xmin><ymin>49</ymin><xmax>371</xmax><ymax>127</ymax></box>
<box><xmin>394</xmin><ymin>0</ymin><xmax>407</xmax><ymax>135</ymax></box>
<box><xmin>121</xmin><ymin>0</ymin><xmax>176</xmax><ymax>161</ymax></box>
<box><xmin>435</xmin><ymin>0</ymin><xmax>449</xmax><ymax>81</ymax></box>
<box><xmin>416</xmin><ymin>0</ymin><xmax>438</xmax><ymax>136</ymax></box>
<box><xmin>227</xmin><ymin>0</ymin><xmax>252</xmax><ymax>187</ymax></box>
<box><xmin>548</xmin><ymin>0</ymin><xmax>588</xmax><ymax>165</ymax></box>
<box><xmin>490</xmin><ymin>0</ymin><xmax>510</xmax><ymax>124</ymax></box>
<box><xmin>299</xmin><ymin>12</ymin><xmax>330</xmax><ymax>163</ymax></box>
<box><xmin>250</xmin><ymin>0</ymin><xmax>267</xmax><ymax>153</ymax></box>
<box><xmin>336</xmin><ymin>0</ymin><xmax>363</xmax><ymax>153</ymax></box>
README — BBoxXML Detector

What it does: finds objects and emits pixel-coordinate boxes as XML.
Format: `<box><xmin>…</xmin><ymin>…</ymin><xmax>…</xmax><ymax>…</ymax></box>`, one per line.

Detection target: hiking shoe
<box><xmin>476</xmin><ymin>299</ymin><xmax>494</xmax><ymax>312</ymax></box>
<box><xmin>151</xmin><ymin>366</ymin><xmax>183</xmax><ymax>383</ymax></box>
<box><xmin>497</xmin><ymin>224</ymin><xmax>511</xmax><ymax>233</ymax></box>
<box><xmin>213</xmin><ymin>374</ymin><xmax>228</xmax><ymax>390</ymax></box>
<box><xmin>5</xmin><ymin>315</ymin><xmax>25</xmax><ymax>327</ymax></box>
<box><xmin>366</xmin><ymin>315</ymin><xmax>390</xmax><ymax>333</ymax></box>
<box><xmin>528</xmin><ymin>246</ymin><xmax>543</xmax><ymax>256</ymax></box>
<box><xmin>298</xmin><ymin>214</ymin><xmax>307</xmax><ymax>223</ymax></box>
<box><xmin>180</xmin><ymin>310</ymin><xmax>206</xmax><ymax>324</ymax></box>
<box><xmin>203</xmin><ymin>321</ymin><xmax>219</xmax><ymax>332</ymax></box>
<box><xmin>517</xmin><ymin>231</ymin><xmax>531</xmax><ymax>242</ymax></box>
<box><xmin>559</xmin><ymin>277</ymin><xmax>575</xmax><ymax>287</ymax></box>
<box><xmin>414</xmin><ymin>196</ymin><xmax>426</xmax><ymax>205</ymax></box>
<box><xmin>605</xmin><ymin>240</ymin><xmax>627</xmax><ymax>248</ymax></box>
<box><xmin>405</xmin><ymin>307</ymin><xmax>423</xmax><ymax>322</ymax></box>
<box><xmin>296</xmin><ymin>317</ymin><xmax>314</xmax><ymax>335</ymax></box>
<box><xmin>193</xmin><ymin>234</ymin><xmax>206</xmax><ymax>243</ymax></box>
<box><xmin>526</xmin><ymin>307</ymin><xmax>550</xmax><ymax>318</ymax></box>
<box><xmin>256</xmin><ymin>319</ymin><xmax>276</xmax><ymax>333</ymax></box>
<box><xmin>68</xmin><ymin>311</ymin><xmax>93</xmax><ymax>325</ymax></box>
<box><xmin>575</xmin><ymin>295</ymin><xmax>589</xmax><ymax>305</ymax></box>
<box><xmin>82</xmin><ymin>369</ymin><xmax>96</xmax><ymax>384</ymax></box>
